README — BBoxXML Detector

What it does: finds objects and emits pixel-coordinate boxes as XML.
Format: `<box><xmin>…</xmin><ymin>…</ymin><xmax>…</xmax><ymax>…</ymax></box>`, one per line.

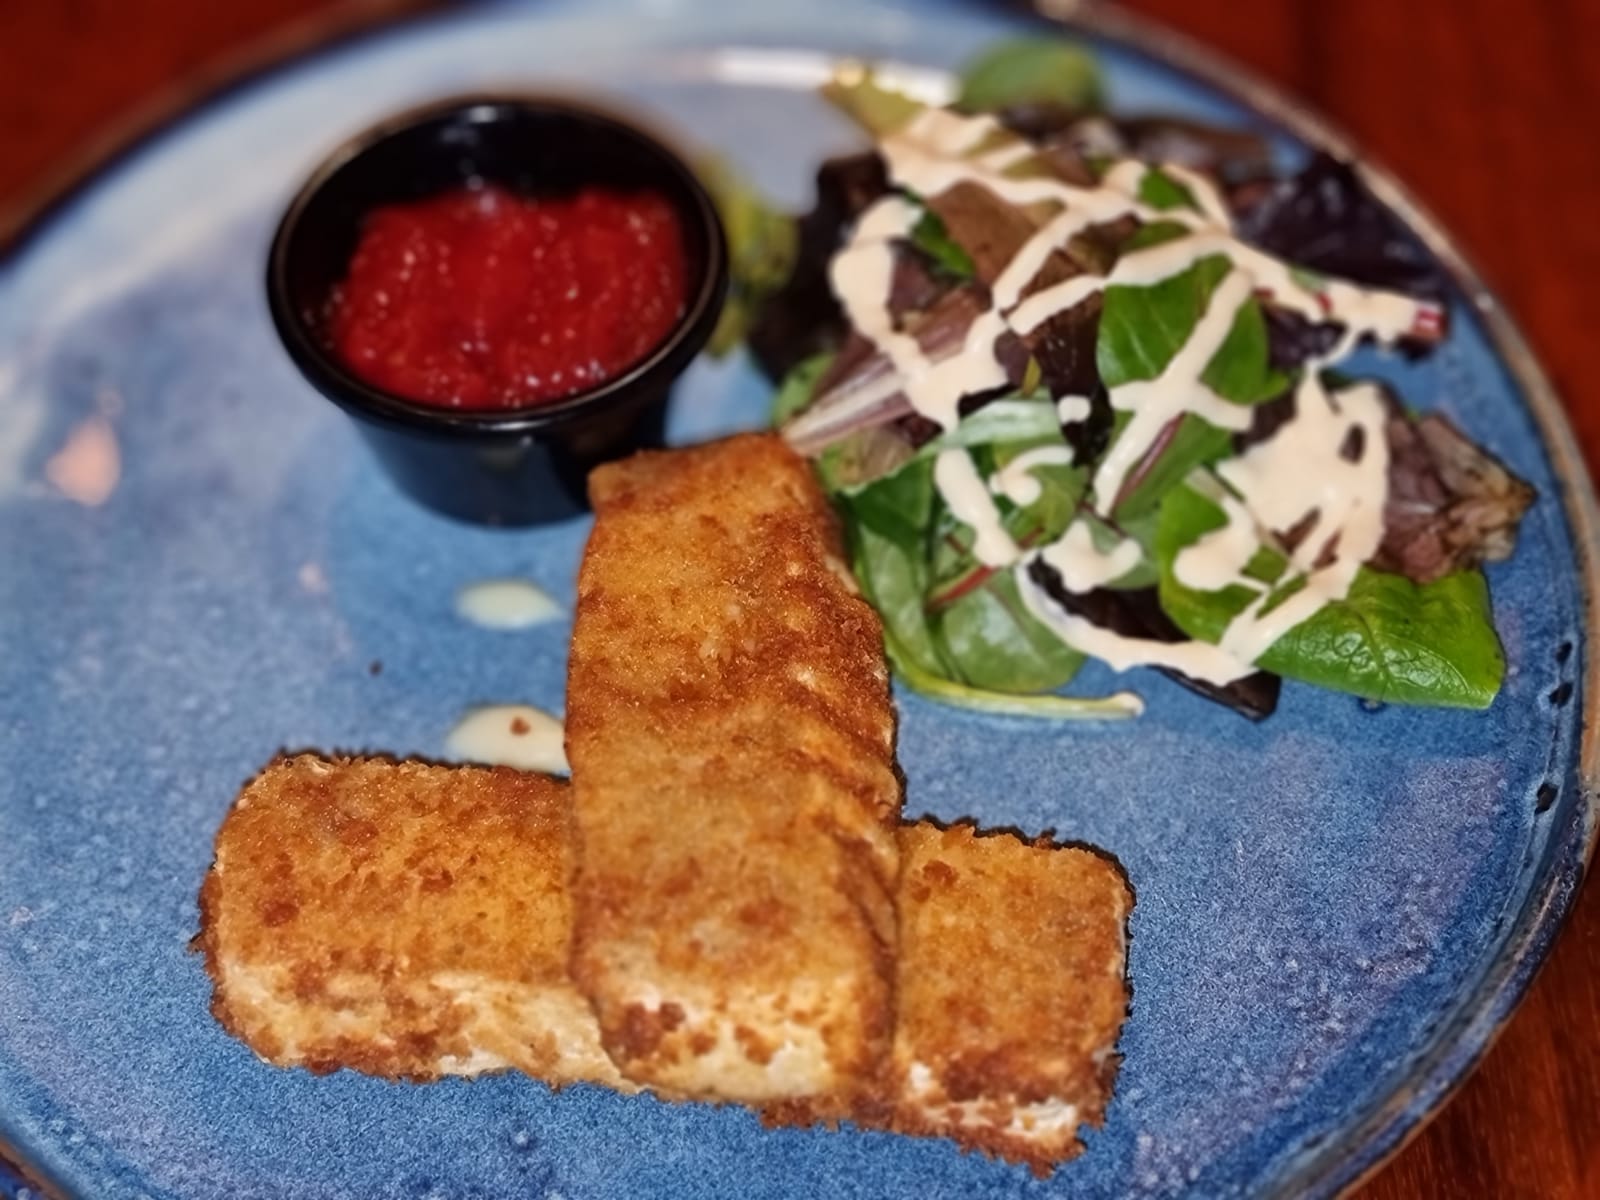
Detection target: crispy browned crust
<box><xmin>566</xmin><ymin>433</ymin><xmax>902</xmax><ymax>1102</ymax></box>
<box><xmin>765</xmin><ymin>821</ymin><xmax>1132</xmax><ymax>1178</ymax></box>
<box><xmin>196</xmin><ymin>755</ymin><xmax>625</xmax><ymax>1087</ymax></box>
<box><xmin>198</xmin><ymin>753</ymin><xmax>1130</xmax><ymax>1175</ymax></box>
<box><xmin>889</xmin><ymin>821</ymin><xmax>1131</xmax><ymax>1175</ymax></box>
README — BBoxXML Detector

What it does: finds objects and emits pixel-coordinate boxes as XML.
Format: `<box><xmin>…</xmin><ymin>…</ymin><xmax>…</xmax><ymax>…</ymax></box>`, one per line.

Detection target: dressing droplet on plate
<box><xmin>445</xmin><ymin>705</ymin><xmax>568</xmax><ymax>774</ymax></box>
<box><xmin>455</xmin><ymin>579</ymin><xmax>562</xmax><ymax>630</ymax></box>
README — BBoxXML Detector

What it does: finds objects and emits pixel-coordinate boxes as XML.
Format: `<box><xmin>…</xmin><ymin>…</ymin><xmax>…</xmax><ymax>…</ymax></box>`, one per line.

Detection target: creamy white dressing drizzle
<box><xmin>832</xmin><ymin>195</ymin><xmax>1008</xmax><ymax>429</ymax></box>
<box><xmin>1103</xmin><ymin>228</ymin><xmax>1240</xmax><ymax>286</ymax></box>
<box><xmin>935</xmin><ymin>448</ymin><xmax>1020</xmax><ymax>566</ymax></box>
<box><xmin>1056</xmin><ymin>394</ymin><xmax>1093</xmax><ymax>423</ymax></box>
<box><xmin>1037</xmin><ymin>520</ymin><xmax>1144</xmax><ymax>593</ymax></box>
<box><xmin>829</xmin><ymin>198</ymin><xmax>920</xmax><ymax>369</ymax></box>
<box><xmin>1157</xmin><ymin>163</ymin><xmax>1234</xmax><ymax>229</ymax></box>
<box><xmin>1174</xmin><ymin>376</ymin><xmax>1391</xmax><ymax>666</ymax></box>
<box><xmin>1092</xmin><ymin>266</ymin><xmax>1258</xmax><ymax>506</ymax></box>
<box><xmin>991</xmin><ymin>206</ymin><xmax>1099</xmax><ymax>309</ymax></box>
<box><xmin>990</xmin><ymin>446</ymin><xmax>1078</xmax><ymax>507</ymax></box>
<box><xmin>842</xmin><ymin>116</ymin><xmax>1206</xmax><ymax>441</ymax></box>
<box><xmin>445</xmin><ymin>705</ymin><xmax>568</xmax><ymax>774</ymax></box>
<box><xmin>821</xmin><ymin>101</ymin><xmax>1427</xmax><ymax>695</ymax></box>
<box><xmin>974</xmin><ymin>138</ymin><xmax>1036</xmax><ymax>173</ymax></box>
<box><xmin>1171</xmin><ymin>486</ymin><xmax>1259</xmax><ymax>592</ymax></box>
<box><xmin>1100</xmin><ymin>158</ymin><xmax>1151</xmax><ymax>197</ymax></box>
<box><xmin>1221</xmin><ymin>378</ymin><xmax>1389</xmax><ymax>576</ymax></box>
<box><xmin>1321</xmin><ymin>279</ymin><xmax>1423</xmax><ymax>346</ymax></box>
<box><xmin>455</xmin><ymin>578</ymin><xmax>562</xmax><ymax>630</ymax></box>
<box><xmin>1009</xmin><ymin>272</ymin><xmax>1105</xmax><ymax>334</ymax></box>
<box><xmin>1015</xmin><ymin>562</ymin><xmax>1253</xmax><ymax>685</ymax></box>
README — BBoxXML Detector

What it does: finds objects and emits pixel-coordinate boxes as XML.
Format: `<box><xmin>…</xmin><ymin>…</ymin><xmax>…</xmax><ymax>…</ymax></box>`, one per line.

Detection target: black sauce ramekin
<box><xmin>267</xmin><ymin>95</ymin><xmax>727</xmax><ymax>525</ymax></box>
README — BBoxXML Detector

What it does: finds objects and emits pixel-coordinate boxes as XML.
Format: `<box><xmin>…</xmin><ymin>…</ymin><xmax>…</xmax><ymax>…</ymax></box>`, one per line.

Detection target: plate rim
<box><xmin>0</xmin><ymin>1</ymin><xmax>1594</xmax><ymax>1197</ymax></box>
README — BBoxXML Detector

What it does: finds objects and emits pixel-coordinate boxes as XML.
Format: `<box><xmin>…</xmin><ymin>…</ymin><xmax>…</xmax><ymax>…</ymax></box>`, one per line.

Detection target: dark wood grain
<box><xmin>0</xmin><ymin>2</ymin><xmax>1595</xmax><ymax>1198</ymax></box>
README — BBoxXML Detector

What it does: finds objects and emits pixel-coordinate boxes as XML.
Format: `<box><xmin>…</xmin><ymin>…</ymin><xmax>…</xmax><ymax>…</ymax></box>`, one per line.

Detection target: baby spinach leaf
<box><xmin>1152</xmin><ymin>481</ymin><xmax>1275</xmax><ymax>643</ymax></box>
<box><xmin>836</xmin><ymin>404</ymin><xmax>1095</xmax><ymax>704</ymax></box>
<box><xmin>1098</xmin><ymin>254</ymin><xmax>1287</xmax><ymax>405</ymax></box>
<box><xmin>1122</xmin><ymin>219</ymin><xmax>1192</xmax><ymax>251</ymax></box>
<box><xmin>1201</xmin><ymin>295</ymin><xmax>1290</xmax><ymax>404</ymax></box>
<box><xmin>911</xmin><ymin>209</ymin><xmax>977</xmax><ymax>281</ymax></box>
<box><xmin>922</xmin><ymin>421</ymin><xmax>1086</xmax><ymax>614</ymax></box>
<box><xmin>1100</xmin><ymin>508</ymin><xmax>1162</xmax><ymax>590</ymax></box>
<box><xmin>1155</xmin><ymin>483</ymin><xmax>1505</xmax><ymax>708</ymax></box>
<box><xmin>1137</xmin><ymin>168</ymin><xmax>1200</xmax><ymax>213</ymax></box>
<box><xmin>1098</xmin><ymin>254</ymin><xmax>1232</xmax><ymax>391</ymax></box>
<box><xmin>838</xmin><ymin>457</ymin><xmax>942</xmax><ymax>677</ymax></box>
<box><xmin>1264</xmin><ymin>569</ymin><xmax>1504</xmax><ymax>708</ymax></box>
<box><xmin>929</xmin><ymin>483</ymin><xmax>985</xmax><ymax>596</ymax></box>
<box><xmin>882</xmin><ymin>626</ymin><xmax>1139</xmax><ymax>720</ymax></box>
<box><xmin>932</xmin><ymin>570</ymin><xmax>1085</xmax><ymax>692</ymax></box>
<box><xmin>956</xmin><ymin>37</ymin><xmax>1104</xmax><ymax>115</ymax></box>
<box><xmin>933</xmin><ymin>411</ymin><xmax>1082</xmax><ymax>553</ymax></box>
<box><xmin>1094</xmin><ymin>244</ymin><xmax>1288</xmax><ymax>516</ymax></box>
<box><xmin>994</xmin><ymin>456</ymin><xmax>1086</xmax><ymax>542</ymax></box>
<box><xmin>920</xmin><ymin>397</ymin><xmax>1063</xmax><ymax>451</ymax></box>
<box><xmin>1111</xmin><ymin>413</ymin><xmax>1234</xmax><ymax>521</ymax></box>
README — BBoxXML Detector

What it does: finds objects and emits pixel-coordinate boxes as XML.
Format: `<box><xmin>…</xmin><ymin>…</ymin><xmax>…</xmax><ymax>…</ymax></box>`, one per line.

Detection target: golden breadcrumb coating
<box><xmin>565</xmin><ymin>433</ymin><xmax>902</xmax><ymax>1103</ymax></box>
<box><xmin>196</xmin><ymin>431</ymin><xmax>1130</xmax><ymax>1173</ymax></box>
<box><xmin>199</xmin><ymin>759</ymin><xmax>1131</xmax><ymax>1177</ymax></box>
<box><xmin>765</xmin><ymin>822</ymin><xmax>1131</xmax><ymax>1177</ymax></box>
<box><xmin>885</xmin><ymin>821</ymin><xmax>1131</xmax><ymax>1174</ymax></box>
<box><xmin>196</xmin><ymin>754</ymin><xmax>624</xmax><ymax>1087</ymax></box>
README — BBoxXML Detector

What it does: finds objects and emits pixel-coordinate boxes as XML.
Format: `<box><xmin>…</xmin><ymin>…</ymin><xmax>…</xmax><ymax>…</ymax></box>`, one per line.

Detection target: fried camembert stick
<box><xmin>882</xmin><ymin>822</ymin><xmax>1132</xmax><ymax>1174</ymax></box>
<box><xmin>565</xmin><ymin>433</ymin><xmax>902</xmax><ymax>1103</ymax></box>
<box><xmin>196</xmin><ymin>755</ymin><xmax>625</xmax><ymax>1087</ymax></box>
<box><xmin>199</xmin><ymin>759</ymin><xmax>1132</xmax><ymax>1175</ymax></box>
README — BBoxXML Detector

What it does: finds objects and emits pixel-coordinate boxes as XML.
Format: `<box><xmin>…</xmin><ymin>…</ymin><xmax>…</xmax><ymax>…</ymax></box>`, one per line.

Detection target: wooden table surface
<box><xmin>1</xmin><ymin>1</ymin><xmax>1596</xmax><ymax>1196</ymax></box>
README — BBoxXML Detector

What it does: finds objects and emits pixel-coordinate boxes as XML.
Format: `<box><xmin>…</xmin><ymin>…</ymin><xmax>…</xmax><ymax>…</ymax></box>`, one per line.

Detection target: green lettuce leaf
<box><xmin>838</xmin><ymin>456</ymin><xmax>943</xmax><ymax>677</ymax></box>
<box><xmin>1154</xmin><ymin>482</ymin><xmax>1505</xmax><ymax>708</ymax></box>
<box><xmin>1137</xmin><ymin>168</ymin><xmax>1200</xmax><ymax>212</ymax></box>
<box><xmin>882</xmin><ymin>626</ymin><xmax>1139</xmax><ymax>719</ymax></box>
<box><xmin>1093</xmin><ymin>235</ymin><xmax>1289</xmax><ymax>516</ymax></box>
<box><xmin>1097</xmin><ymin>253</ymin><xmax>1288</xmax><ymax>405</ymax></box>
<box><xmin>833</xmin><ymin>396</ymin><xmax>1115</xmax><ymax>708</ymax></box>
<box><xmin>924</xmin><ymin>400</ymin><xmax>1084</xmax><ymax>598</ymax></box>
<box><xmin>911</xmin><ymin>208</ymin><xmax>977</xmax><ymax>280</ymax></box>
<box><xmin>1110</xmin><ymin>412</ymin><xmax>1235</xmax><ymax>521</ymax></box>
<box><xmin>990</xmin><ymin>443</ymin><xmax>1085</xmax><ymax>543</ymax></box>
<box><xmin>915</xmin><ymin>397</ymin><xmax>1064</xmax><ymax>452</ymax></box>
<box><xmin>955</xmin><ymin>37</ymin><xmax>1104</xmax><ymax>115</ymax></box>
<box><xmin>932</xmin><ymin>569</ymin><xmax>1085</xmax><ymax>692</ymax></box>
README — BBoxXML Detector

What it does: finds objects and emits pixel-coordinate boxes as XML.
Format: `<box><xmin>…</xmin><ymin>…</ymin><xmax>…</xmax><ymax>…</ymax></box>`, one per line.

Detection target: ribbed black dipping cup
<box><xmin>267</xmin><ymin>96</ymin><xmax>728</xmax><ymax>525</ymax></box>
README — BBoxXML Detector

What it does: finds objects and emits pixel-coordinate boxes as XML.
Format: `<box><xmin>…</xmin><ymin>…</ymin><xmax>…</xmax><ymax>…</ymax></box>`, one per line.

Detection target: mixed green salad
<box><xmin>705</xmin><ymin>38</ymin><xmax>1532</xmax><ymax>720</ymax></box>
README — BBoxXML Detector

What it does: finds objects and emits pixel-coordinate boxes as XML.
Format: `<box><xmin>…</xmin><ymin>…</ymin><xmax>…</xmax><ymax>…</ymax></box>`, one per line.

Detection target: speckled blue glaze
<box><xmin>0</xmin><ymin>2</ymin><xmax>1591</xmax><ymax>1198</ymax></box>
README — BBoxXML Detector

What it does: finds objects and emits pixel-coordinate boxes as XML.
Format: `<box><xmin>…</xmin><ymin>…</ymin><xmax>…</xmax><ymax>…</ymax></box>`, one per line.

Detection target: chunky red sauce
<box><xmin>328</xmin><ymin>184</ymin><xmax>688</xmax><ymax>409</ymax></box>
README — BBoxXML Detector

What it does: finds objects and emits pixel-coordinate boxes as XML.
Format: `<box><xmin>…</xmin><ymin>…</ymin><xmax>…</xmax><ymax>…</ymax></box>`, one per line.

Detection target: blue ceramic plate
<box><xmin>1</xmin><ymin>2</ymin><xmax>1594</xmax><ymax>1197</ymax></box>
